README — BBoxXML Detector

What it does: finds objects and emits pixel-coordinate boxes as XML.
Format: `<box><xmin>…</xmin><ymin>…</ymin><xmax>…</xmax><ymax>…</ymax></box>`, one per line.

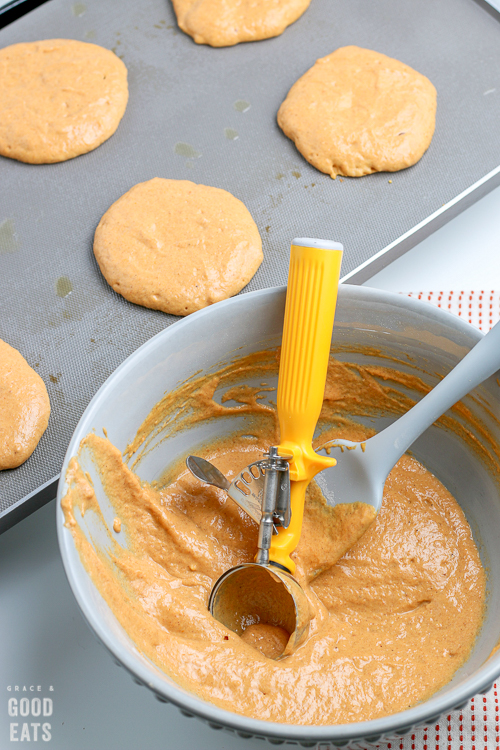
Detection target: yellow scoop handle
<box><xmin>269</xmin><ymin>238</ymin><xmax>343</xmax><ymax>573</ymax></box>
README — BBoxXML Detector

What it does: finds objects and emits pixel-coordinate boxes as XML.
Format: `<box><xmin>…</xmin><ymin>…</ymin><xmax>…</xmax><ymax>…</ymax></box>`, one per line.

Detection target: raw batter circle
<box><xmin>277</xmin><ymin>45</ymin><xmax>437</xmax><ymax>178</ymax></box>
<box><xmin>172</xmin><ymin>0</ymin><xmax>312</xmax><ymax>47</ymax></box>
<box><xmin>93</xmin><ymin>178</ymin><xmax>263</xmax><ymax>316</ymax></box>
<box><xmin>0</xmin><ymin>339</ymin><xmax>51</xmax><ymax>470</ymax></box>
<box><xmin>0</xmin><ymin>39</ymin><xmax>128</xmax><ymax>164</ymax></box>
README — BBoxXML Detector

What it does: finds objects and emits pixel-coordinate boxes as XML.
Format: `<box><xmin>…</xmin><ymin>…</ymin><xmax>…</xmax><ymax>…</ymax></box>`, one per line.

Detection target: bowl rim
<box><xmin>56</xmin><ymin>284</ymin><xmax>500</xmax><ymax>742</ymax></box>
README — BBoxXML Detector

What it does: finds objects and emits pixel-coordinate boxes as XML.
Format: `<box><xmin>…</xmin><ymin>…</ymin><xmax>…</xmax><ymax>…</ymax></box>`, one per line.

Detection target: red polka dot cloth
<box><xmin>372</xmin><ymin>695</ymin><xmax>499</xmax><ymax>750</ymax></box>
<box><xmin>368</xmin><ymin>290</ymin><xmax>500</xmax><ymax>750</ymax></box>
<box><xmin>407</xmin><ymin>291</ymin><xmax>500</xmax><ymax>331</ymax></box>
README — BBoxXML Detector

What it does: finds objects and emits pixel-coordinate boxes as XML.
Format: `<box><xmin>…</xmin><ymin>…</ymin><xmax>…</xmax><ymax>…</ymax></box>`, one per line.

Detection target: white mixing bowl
<box><xmin>57</xmin><ymin>285</ymin><xmax>500</xmax><ymax>748</ymax></box>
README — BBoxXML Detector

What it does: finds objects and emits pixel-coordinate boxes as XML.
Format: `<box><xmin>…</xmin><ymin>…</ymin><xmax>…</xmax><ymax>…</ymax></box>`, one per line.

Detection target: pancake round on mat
<box><xmin>172</xmin><ymin>0</ymin><xmax>311</xmax><ymax>47</ymax></box>
<box><xmin>277</xmin><ymin>46</ymin><xmax>437</xmax><ymax>178</ymax></box>
<box><xmin>93</xmin><ymin>178</ymin><xmax>263</xmax><ymax>316</ymax></box>
<box><xmin>0</xmin><ymin>339</ymin><xmax>51</xmax><ymax>470</ymax></box>
<box><xmin>0</xmin><ymin>39</ymin><xmax>128</xmax><ymax>164</ymax></box>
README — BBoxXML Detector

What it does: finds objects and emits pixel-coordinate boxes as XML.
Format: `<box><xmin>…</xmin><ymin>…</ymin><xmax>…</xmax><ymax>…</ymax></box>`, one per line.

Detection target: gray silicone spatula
<box><xmin>315</xmin><ymin>320</ymin><xmax>500</xmax><ymax>512</ymax></box>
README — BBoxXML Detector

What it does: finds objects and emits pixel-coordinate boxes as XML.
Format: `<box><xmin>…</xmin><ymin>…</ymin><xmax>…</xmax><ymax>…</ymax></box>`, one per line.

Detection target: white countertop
<box><xmin>365</xmin><ymin>182</ymin><xmax>500</xmax><ymax>293</ymax></box>
<box><xmin>2</xmin><ymin>182</ymin><xmax>500</xmax><ymax>749</ymax></box>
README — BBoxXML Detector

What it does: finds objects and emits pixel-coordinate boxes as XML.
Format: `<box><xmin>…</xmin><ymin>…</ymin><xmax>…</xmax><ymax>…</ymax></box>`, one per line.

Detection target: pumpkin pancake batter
<box><xmin>93</xmin><ymin>178</ymin><xmax>263</xmax><ymax>316</ymax></box>
<box><xmin>172</xmin><ymin>0</ymin><xmax>312</xmax><ymax>47</ymax></box>
<box><xmin>277</xmin><ymin>46</ymin><xmax>437</xmax><ymax>178</ymax></box>
<box><xmin>61</xmin><ymin>352</ymin><xmax>486</xmax><ymax>724</ymax></box>
<box><xmin>0</xmin><ymin>339</ymin><xmax>50</xmax><ymax>470</ymax></box>
<box><xmin>0</xmin><ymin>39</ymin><xmax>128</xmax><ymax>164</ymax></box>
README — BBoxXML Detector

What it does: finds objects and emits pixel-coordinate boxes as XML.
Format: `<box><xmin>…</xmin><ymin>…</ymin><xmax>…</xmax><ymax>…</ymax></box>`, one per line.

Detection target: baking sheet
<box><xmin>1</xmin><ymin>0</ymin><xmax>500</xmax><ymax>530</ymax></box>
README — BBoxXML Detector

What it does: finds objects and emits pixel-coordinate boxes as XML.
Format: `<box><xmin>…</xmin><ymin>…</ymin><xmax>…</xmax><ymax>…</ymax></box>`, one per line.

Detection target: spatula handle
<box><xmin>372</xmin><ymin>317</ymin><xmax>500</xmax><ymax>477</ymax></box>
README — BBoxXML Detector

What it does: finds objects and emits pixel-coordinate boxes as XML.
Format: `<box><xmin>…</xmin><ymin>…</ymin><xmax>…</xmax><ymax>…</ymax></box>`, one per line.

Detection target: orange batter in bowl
<box><xmin>61</xmin><ymin>352</ymin><xmax>486</xmax><ymax>724</ymax></box>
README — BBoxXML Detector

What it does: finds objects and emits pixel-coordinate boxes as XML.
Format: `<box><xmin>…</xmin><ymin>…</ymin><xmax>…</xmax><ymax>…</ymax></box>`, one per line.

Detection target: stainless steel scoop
<box><xmin>187</xmin><ymin>447</ymin><xmax>311</xmax><ymax>658</ymax></box>
<box><xmin>208</xmin><ymin>562</ymin><xmax>310</xmax><ymax>658</ymax></box>
<box><xmin>186</xmin><ymin>238</ymin><xmax>344</xmax><ymax>659</ymax></box>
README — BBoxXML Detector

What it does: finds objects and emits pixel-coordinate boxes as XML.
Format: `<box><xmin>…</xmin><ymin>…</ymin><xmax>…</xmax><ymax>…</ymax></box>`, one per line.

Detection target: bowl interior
<box><xmin>57</xmin><ymin>285</ymin><xmax>500</xmax><ymax>739</ymax></box>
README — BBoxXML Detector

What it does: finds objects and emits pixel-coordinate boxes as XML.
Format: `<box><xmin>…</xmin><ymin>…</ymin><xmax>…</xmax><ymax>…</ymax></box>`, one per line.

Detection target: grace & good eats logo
<box><xmin>6</xmin><ymin>685</ymin><xmax>54</xmax><ymax>742</ymax></box>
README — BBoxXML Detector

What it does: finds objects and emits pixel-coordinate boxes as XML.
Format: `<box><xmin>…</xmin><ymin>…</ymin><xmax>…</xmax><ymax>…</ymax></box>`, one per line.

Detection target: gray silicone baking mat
<box><xmin>1</xmin><ymin>0</ymin><xmax>500</xmax><ymax>530</ymax></box>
